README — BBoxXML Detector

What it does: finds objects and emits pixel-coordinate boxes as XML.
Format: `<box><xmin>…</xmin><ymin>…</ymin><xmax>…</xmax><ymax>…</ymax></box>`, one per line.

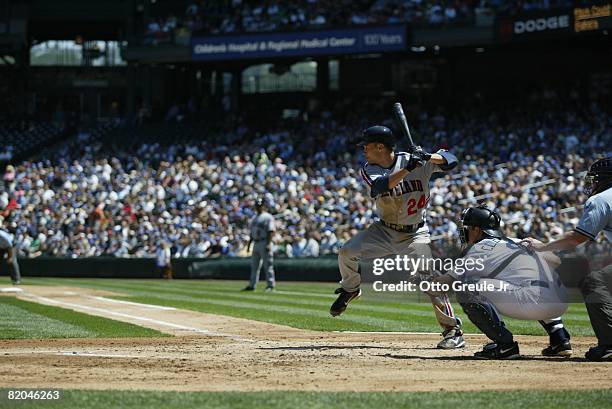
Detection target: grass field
<box><xmin>1</xmin><ymin>389</ymin><xmax>611</xmax><ymax>409</ymax></box>
<box><xmin>1</xmin><ymin>278</ymin><xmax>607</xmax><ymax>409</ymax></box>
<box><xmin>20</xmin><ymin>277</ymin><xmax>595</xmax><ymax>336</ymax></box>
<box><xmin>0</xmin><ymin>296</ymin><xmax>166</xmax><ymax>339</ymax></box>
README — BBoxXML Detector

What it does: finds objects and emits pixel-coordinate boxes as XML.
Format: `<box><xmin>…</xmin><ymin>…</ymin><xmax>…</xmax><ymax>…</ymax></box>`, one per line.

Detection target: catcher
<box><xmin>436</xmin><ymin>205</ymin><xmax>572</xmax><ymax>359</ymax></box>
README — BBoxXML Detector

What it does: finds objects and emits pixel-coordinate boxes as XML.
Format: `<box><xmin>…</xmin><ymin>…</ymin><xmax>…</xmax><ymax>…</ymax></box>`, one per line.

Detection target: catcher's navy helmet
<box><xmin>459</xmin><ymin>205</ymin><xmax>504</xmax><ymax>244</ymax></box>
<box><xmin>356</xmin><ymin>125</ymin><xmax>396</xmax><ymax>149</ymax></box>
<box><xmin>585</xmin><ymin>156</ymin><xmax>612</xmax><ymax>196</ymax></box>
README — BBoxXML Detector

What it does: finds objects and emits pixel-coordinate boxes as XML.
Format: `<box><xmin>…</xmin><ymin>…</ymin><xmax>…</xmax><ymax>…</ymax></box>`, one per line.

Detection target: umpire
<box><xmin>524</xmin><ymin>157</ymin><xmax>612</xmax><ymax>361</ymax></box>
<box><xmin>243</xmin><ymin>198</ymin><xmax>276</xmax><ymax>292</ymax></box>
<box><xmin>0</xmin><ymin>227</ymin><xmax>21</xmax><ymax>285</ymax></box>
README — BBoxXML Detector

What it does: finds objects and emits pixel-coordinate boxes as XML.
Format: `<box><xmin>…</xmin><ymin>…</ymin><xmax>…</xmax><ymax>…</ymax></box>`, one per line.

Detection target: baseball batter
<box><xmin>330</xmin><ymin>125</ymin><xmax>464</xmax><ymax>349</ymax></box>
<box><xmin>0</xmin><ymin>228</ymin><xmax>21</xmax><ymax>285</ymax></box>
<box><xmin>524</xmin><ymin>156</ymin><xmax>612</xmax><ymax>361</ymax></box>
<box><xmin>243</xmin><ymin>198</ymin><xmax>276</xmax><ymax>292</ymax></box>
<box><xmin>438</xmin><ymin>205</ymin><xmax>572</xmax><ymax>359</ymax></box>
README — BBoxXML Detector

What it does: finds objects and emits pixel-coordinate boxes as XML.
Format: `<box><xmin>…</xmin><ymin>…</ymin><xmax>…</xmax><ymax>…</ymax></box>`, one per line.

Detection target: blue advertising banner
<box><xmin>192</xmin><ymin>25</ymin><xmax>407</xmax><ymax>61</ymax></box>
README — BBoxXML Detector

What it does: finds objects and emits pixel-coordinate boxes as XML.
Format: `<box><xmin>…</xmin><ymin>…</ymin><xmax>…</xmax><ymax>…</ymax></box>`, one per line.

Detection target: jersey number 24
<box><xmin>407</xmin><ymin>195</ymin><xmax>429</xmax><ymax>216</ymax></box>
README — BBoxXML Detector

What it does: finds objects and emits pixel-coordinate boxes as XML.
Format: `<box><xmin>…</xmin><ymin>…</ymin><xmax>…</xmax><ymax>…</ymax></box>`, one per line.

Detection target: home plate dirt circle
<box><xmin>0</xmin><ymin>286</ymin><xmax>610</xmax><ymax>392</ymax></box>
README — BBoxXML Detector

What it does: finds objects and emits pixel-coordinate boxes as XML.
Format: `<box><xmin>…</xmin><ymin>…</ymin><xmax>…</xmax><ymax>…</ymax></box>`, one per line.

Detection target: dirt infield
<box><xmin>1</xmin><ymin>285</ymin><xmax>611</xmax><ymax>392</ymax></box>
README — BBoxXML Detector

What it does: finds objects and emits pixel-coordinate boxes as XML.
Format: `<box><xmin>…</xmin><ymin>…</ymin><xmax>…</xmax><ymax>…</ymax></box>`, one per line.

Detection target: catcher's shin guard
<box><xmin>458</xmin><ymin>291</ymin><xmax>513</xmax><ymax>345</ymax></box>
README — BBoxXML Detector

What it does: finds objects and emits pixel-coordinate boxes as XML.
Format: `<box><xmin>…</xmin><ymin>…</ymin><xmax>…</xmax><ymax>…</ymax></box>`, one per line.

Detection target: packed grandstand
<box><xmin>142</xmin><ymin>0</ymin><xmax>581</xmax><ymax>43</ymax></box>
<box><xmin>1</xmin><ymin>92</ymin><xmax>610</xmax><ymax>259</ymax></box>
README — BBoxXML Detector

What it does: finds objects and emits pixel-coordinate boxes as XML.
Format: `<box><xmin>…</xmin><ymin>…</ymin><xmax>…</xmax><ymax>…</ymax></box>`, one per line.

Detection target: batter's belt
<box><xmin>379</xmin><ymin>220</ymin><xmax>425</xmax><ymax>233</ymax></box>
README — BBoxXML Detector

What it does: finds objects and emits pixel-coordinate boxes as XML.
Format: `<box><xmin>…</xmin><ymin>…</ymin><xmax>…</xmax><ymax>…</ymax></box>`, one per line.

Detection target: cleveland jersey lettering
<box><xmin>360</xmin><ymin>152</ymin><xmax>446</xmax><ymax>226</ymax></box>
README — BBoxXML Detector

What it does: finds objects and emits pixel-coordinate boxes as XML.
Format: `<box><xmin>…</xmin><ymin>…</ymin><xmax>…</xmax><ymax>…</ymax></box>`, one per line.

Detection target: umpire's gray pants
<box><xmin>249</xmin><ymin>241</ymin><xmax>275</xmax><ymax>289</ymax></box>
<box><xmin>581</xmin><ymin>263</ymin><xmax>612</xmax><ymax>346</ymax></box>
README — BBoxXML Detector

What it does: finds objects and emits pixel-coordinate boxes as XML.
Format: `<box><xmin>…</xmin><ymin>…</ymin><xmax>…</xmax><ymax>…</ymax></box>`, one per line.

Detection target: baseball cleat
<box><xmin>241</xmin><ymin>286</ymin><xmax>255</xmax><ymax>291</ymax></box>
<box><xmin>585</xmin><ymin>345</ymin><xmax>612</xmax><ymax>362</ymax></box>
<box><xmin>12</xmin><ymin>280</ymin><xmax>21</xmax><ymax>285</ymax></box>
<box><xmin>474</xmin><ymin>341</ymin><xmax>520</xmax><ymax>360</ymax></box>
<box><xmin>330</xmin><ymin>288</ymin><xmax>361</xmax><ymax>317</ymax></box>
<box><xmin>541</xmin><ymin>341</ymin><xmax>572</xmax><ymax>357</ymax></box>
<box><xmin>437</xmin><ymin>328</ymin><xmax>465</xmax><ymax>349</ymax></box>
<box><xmin>265</xmin><ymin>286</ymin><xmax>275</xmax><ymax>292</ymax></box>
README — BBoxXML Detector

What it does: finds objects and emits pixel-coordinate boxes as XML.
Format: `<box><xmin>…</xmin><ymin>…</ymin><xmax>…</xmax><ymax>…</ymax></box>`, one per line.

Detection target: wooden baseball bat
<box><xmin>393</xmin><ymin>102</ymin><xmax>417</xmax><ymax>152</ymax></box>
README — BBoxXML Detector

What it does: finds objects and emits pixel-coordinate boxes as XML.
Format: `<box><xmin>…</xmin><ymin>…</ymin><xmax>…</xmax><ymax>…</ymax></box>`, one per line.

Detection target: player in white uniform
<box><xmin>0</xmin><ymin>228</ymin><xmax>21</xmax><ymax>285</ymax></box>
<box><xmin>438</xmin><ymin>205</ymin><xmax>572</xmax><ymax>359</ymax></box>
<box><xmin>243</xmin><ymin>198</ymin><xmax>276</xmax><ymax>292</ymax></box>
<box><xmin>330</xmin><ymin>125</ymin><xmax>465</xmax><ymax>349</ymax></box>
<box><xmin>523</xmin><ymin>157</ymin><xmax>612</xmax><ymax>361</ymax></box>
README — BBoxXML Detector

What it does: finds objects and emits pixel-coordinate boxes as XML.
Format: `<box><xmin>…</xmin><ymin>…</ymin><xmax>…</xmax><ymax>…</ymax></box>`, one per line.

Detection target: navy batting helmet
<box><xmin>459</xmin><ymin>205</ymin><xmax>504</xmax><ymax>244</ymax></box>
<box><xmin>585</xmin><ymin>156</ymin><xmax>612</xmax><ymax>196</ymax></box>
<box><xmin>356</xmin><ymin>125</ymin><xmax>396</xmax><ymax>149</ymax></box>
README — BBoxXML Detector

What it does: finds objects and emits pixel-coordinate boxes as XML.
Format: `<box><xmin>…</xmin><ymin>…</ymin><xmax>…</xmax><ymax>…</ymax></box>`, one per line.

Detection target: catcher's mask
<box><xmin>458</xmin><ymin>204</ymin><xmax>503</xmax><ymax>244</ymax></box>
<box><xmin>584</xmin><ymin>156</ymin><xmax>612</xmax><ymax>196</ymax></box>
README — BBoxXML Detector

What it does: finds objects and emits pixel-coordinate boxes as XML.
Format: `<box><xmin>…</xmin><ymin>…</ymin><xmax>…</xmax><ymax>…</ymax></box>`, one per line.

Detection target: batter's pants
<box><xmin>581</xmin><ymin>264</ymin><xmax>612</xmax><ymax>346</ymax></box>
<box><xmin>338</xmin><ymin>222</ymin><xmax>458</xmax><ymax>330</ymax></box>
<box><xmin>249</xmin><ymin>241</ymin><xmax>275</xmax><ymax>289</ymax></box>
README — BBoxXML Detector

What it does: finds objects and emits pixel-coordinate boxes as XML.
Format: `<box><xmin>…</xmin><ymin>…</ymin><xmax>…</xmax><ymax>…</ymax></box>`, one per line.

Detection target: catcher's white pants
<box><xmin>474</xmin><ymin>278</ymin><xmax>568</xmax><ymax>320</ymax></box>
<box><xmin>338</xmin><ymin>222</ymin><xmax>458</xmax><ymax>329</ymax></box>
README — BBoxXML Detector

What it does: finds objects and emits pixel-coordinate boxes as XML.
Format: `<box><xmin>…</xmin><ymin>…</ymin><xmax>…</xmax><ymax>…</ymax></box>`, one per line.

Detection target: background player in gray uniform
<box><xmin>0</xmin><ymin>227</ymin><xmax>21</xmax><ymax>285</ymax></box>
<box><xmin>438</xmin><ymin>205</ymin><xmax>572</xmax><ymax>359</ymax></box>
<box><xmin>523</xmin><ymin>157</ymin><xmax>612</xmax><ymax>361</ymax></box>
<box><xmin>243</xmin><ymin>198</ymin><xmax>276</xmax><ymax>292</ymax></box>
<box><xmin>330</xmin><ymin>125</ymin><xmax>465</xmax><ymax>349</ymax></box>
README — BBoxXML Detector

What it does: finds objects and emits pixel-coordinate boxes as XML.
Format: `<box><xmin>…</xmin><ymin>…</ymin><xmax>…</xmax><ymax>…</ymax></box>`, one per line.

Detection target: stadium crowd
<box><xmin>144</xmin><ymin>0</ymin><xmax>579</xmax><ymax>40</ymax></box>
<box><xmin>1</xmin><ymin>94</ymin><xmax>610</xmax><ymax>259</ymax></box>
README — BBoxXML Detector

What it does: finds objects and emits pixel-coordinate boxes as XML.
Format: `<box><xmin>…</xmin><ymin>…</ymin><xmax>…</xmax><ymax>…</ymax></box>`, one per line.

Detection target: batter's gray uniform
<box><xmin>575</xmin><ymin>187</ymin><xmax>612</xmax><ymax>345</ymax></box>
<box><xmin>450</xmin><ymin>238</ymin><xmax>568</xmax><ymax>320</ymax></box>
<box><xmin>0</xmin><ymin>229</ymin><xmax>21</xmax><ymax>283</ymax></box>
<box><xmin>340</xmin><ymin>151</ymin><xmax>460</xmax><ymax>330</ymax></box>
<box><xmin>248</xmin><ymin>212</ymin><xmax>276</xmax><ymax>289</ymax></box>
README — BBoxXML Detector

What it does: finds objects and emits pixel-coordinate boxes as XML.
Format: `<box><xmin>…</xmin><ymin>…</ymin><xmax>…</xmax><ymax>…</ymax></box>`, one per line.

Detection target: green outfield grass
<box><xmin>1</xmin><ymin>389</ymin><xmax>611</xmax><ymax>409</ymax></box>
<box><xmin>20</xmin><ymin>278</ymin><xmax>596</xmax><ymax>336</ymax></box>
<box><xmin>0</xmin><ymin>296</ymin><xmax>167</xmax><ymax>339</ymax></box>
